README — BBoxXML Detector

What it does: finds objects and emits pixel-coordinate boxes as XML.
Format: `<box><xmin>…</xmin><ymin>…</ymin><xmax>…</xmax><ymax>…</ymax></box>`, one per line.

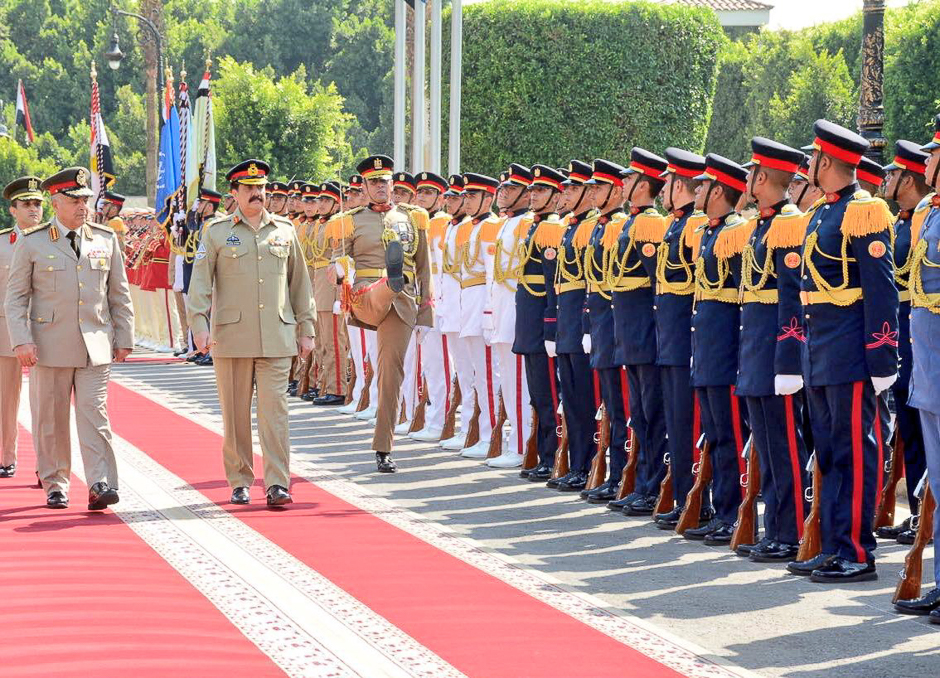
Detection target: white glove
<box><xmin>544</xmin><ymin>340</ymin><xmax>557</xmax><ymax>358</ymax></box>
<box><xmin>774</xmin><ymin>374</ymin><xmax>804</xmax><ymax>396</ymax></box>
<box><xmin>872</xmin><ymin>374</ymin><xmax>897</xmax><ymax>395</ymax></box>
<box><xmin>330</xmin><ymin>261</ymin><xmax>345</xmax><ymax>284</ymax></box>
<box><xmin>482</xmin><ymin>311</ymin><xmax>494</xmax><ymax>332</ymax></box>
<box><xmin>332</xmin><ymin>300</ymin><xmax>342</xmax><ymax>315</ymax></box>
<box><xmin>483</xmin><ymin>327</ymin><xmax>493</xmax><ymax>345</ymax></box>
<box><xmin>415</xmin><ymin>325</ymin><xmax>429</xmax><ymax>342</ymax></box>
<box><xmin>582</xmin><ymin>334</ymin><xmax>592</xmax><ymax>354</ymax></box>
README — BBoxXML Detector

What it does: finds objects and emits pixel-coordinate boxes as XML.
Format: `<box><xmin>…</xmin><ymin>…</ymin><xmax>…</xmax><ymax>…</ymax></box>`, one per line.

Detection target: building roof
<box><xmin>670</xmin><ymin>0</ymin><xmax>774</xmax><ymax>10</ymax></box>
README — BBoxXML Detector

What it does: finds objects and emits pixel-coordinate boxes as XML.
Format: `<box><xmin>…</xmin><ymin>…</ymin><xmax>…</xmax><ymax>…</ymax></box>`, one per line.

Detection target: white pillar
<box><xmin>412</xmin><ymin>0</ymin><xmax>427</xmax><ymax>173</ymax></box>
<box><xmin>394</xmin><ymin>0</ymin><xmax>406</xmax><ymax>168</ymax></box>
<box><xmin>429</xmin><ymin>0</ymin><xmax>443</xmax><ymax>173</ymax></box>
<box><xmin>448</xmin><ymin>0</ymin><xmax>462</xmax><ymax>175</ymax></box>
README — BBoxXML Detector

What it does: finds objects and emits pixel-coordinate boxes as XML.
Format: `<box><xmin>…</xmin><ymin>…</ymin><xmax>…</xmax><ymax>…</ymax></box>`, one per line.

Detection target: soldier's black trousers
<box><xmin>557</xmin><ymin>352</ymin><xmax>596</xmax><ymax>474</ymax></box>
<box><xmin>524</xmin><ymin>352</ymin><xmax>560</xmax><ymax>466</ymax></box>
<box><xmin>661</xmin><ymin>365</ymin><xmax>698</xmax><ymax>506</ymax></box>
<box><xmin>626</xmin><ymin>364</ymin><xmax>668</xmax><ymax>497</ymax></box>
<box><xmin>806</xmin><ymin>381</ymin><xmax>880</xmax><ymax>563</ymax></box>
<box><xmin>696</xmin><ymin>386</ymin><xmax>748</xmax><ymax>524</ymax></box>
<box><xmin>745</xmin><ymin>395</ymin><xmax>809</xmax><ymax>545</ymax></box>
<box><xmin>597</xmin><ymin>367</ymin><xmax>628</xmax><ymax>484</ymax></box>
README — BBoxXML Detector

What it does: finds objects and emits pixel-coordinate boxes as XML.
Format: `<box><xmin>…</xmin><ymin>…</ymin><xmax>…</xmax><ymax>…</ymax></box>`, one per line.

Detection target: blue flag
<box><xmin>155</xmin><ymin>86</ymin><xmax>181</xmax><ymax>229</ymax></box>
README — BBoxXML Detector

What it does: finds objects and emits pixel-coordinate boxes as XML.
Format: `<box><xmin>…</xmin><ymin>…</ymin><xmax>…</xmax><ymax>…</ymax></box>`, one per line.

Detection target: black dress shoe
<box><xmin>301</xmin><ymin>388</ymin><xmax>318</xmax><ymax>402</ymax></box>
<box><xmin>231</xmin><ymin>487</ymin><xmax>250</xmax><ymax>505</ymax></box>
<box><xmin>0</xmin><ymin>463</ymin><xmax>16</xmax><ymax>478</ymax></box>
<box><xmin>930</xmin><ymin>609</ymin><xmax>940</xmax><ymax>624</ymax></box>
<box><xmin>750</xmin><ymin>541</ymin><xmax>800</xmax><ymax>562</ymax></box>
<box><xmin>46</xmin><ymin>491</ymin><xmax>68</xmax><ymax>509</ymax></box>
<box><xmin>586</xmin><ymin>481</ymin><xmax>619</xmax><ymax>504</ymax></box>
<box><xmin>607</xmin><ymin>492</ymin><xmax>641</xmax><ymax>512</ymax></box>
<box><xmin>896</xmin><ymin>527</ymin><xmax>931</xmax><ymax>546</ymax></box>
<box><xmin>196</xmin><ymin>355</ymin><xmax>214</xmax><ymax>366</ymax></box>
<box><xmin>376</xmin><ymin>452</ymin><xmax>398</xmax><ymax>473</ymax></box>
<box><xmin>287</xmin><ymin>380</ymin><xmax>299</xmax><ymax>396</ymax></box>
<box><xmin>624</xmin><ymin>495</ymin><xmax>657</xmax><ymax>516</ymax></box>
<box><xmin>876</xmin><ymin>517</ymin><xmax>911</xmax><ymax>540</ymax></box>
<box><xmin>528</xmin><ymin>464</ymin><xmax>552</xmax><ymax>482</ymax></box>
<box><xmin>557</xmin><ymin>471</ymin><xmax>589</xmax><ymax>492</ymax></box>
<box><xmin>810</xmin><ymin>557</ymin><xmax>877</xmax><ymax>583</ymax></box>
<box><xmin>703</xmin><ymin>522</ymin><xmax>735</xmax><ymax>546</ymax></box>
<box><xmin>787</xmin><ymin>552</ymin><xmax>836</xmax><ymax>576</ymax></box>
<box><xmin>736</xmin><ymin>536</ymin><xmax>772</xmax><ymax>558</ymax></box>
<box><xmin>684</xmin><ymin>517</ymin><xmax>722</xmax><ymax>541</ymax></box>
<box><xmin>894</xmin><ymin>587</ymin><xmax>940</xmax><ymax>615</ymax></box>
<box><xmin>186</xmin><ymin>352</ymin><xmax>203</xmax><ymax>363</ymax></box>
<box><xmin>580</xmin><ymin>479</ymin><xmax>612</xmax><ymax>499</ymax></box>
<box><xmin>655</xmin><ymin>507</ymin><xmax>682</xmax><ymax>529</ymax></box>
<box><xmin>87</xmin><ymin>482</ymin><xmax>119</xmax><ymax>510</ymax></box>
<box><xmin>519</xmin><ymin>466</ymin><xmax>533</xmax><ymax>478</ymax></box>
<box><xmin>313</xmin><ymin>394</ymin><xmax>345</xmax><ymax>406</ymax></box>
<box><xmin>385</xmin><ymin>239</ymin><xmax>406</xmax><ymax>292</ymax></box>
<box><xmin>266</xmin><ymin>485</ymin><xmax>293</xmax><ymax>507</ymax></box>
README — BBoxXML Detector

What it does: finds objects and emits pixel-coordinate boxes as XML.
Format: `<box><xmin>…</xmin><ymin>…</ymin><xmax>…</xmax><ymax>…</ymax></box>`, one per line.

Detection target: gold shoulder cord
<box><xmin>494</xmin><ymin>226</ymin><xmax>521</xmax><ymax>291</ymax></box>
<box><xmin>584</xmin><ymin>230</ymin><xmax>611</xmax><ymax>300</ymax></box>
<box><xmin>801</xmin><ymin>221</ymin><xmax>861</xmax><ymax>306</ymax></box>
<box><xmin>655</xmin><ymin>220</ymin><xmax>694</xmax><ymax>294</ymax></box>
<box><xmin>442</xmin><ymin>224</ymin><xmax>462</xmax><ymax>281</ymax></box>
<box><xmin>606</xmin><ymin>224</ymin><xmax>645</xmax><ymax>292</ymax></box>
<box><xmin>740</xmin><ymin>235</ymin><xmax>775</xmax><ymax>301</ymax></box>
<box><xmin>558</xmin><ymin>236</ymin><xmax>583</xmax><ymax>283</ymax></box>
<box><xmin>517</xmin><ymin>229</ymin><xmax>546</xmax><ymax>298</ymax></box>
<box><xmin>890</xmin><ymin>218</ymin><xmax>915</xmax><ymax>288</ymax></box>
<box><xmin>910</xmin><ymin>238</ymin><xmax>940</xmax><ymax>314</ymax></box>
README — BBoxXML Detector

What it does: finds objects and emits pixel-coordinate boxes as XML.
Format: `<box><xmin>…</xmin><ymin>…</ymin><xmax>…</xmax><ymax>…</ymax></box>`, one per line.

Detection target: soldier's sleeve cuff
<box><xmin>297</xmin><ymin>320</ymin><xmax>315</xmax><ymax>338</ymax></box>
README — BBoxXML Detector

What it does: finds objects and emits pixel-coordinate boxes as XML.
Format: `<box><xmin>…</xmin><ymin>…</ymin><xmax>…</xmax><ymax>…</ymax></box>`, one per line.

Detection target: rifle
<box><xmin>731</xmin><ymin>438</ymin><xmax>760</xmax><ymax>551</ymax></box>
<box><xmin>586</xmin><ymin>404</ymin><xmax>610</xmax><ymax>490</ymax></box>
<box><xmin>344</xmin><ymin>364</ymin><xmax>356</xmax><ymax>406</ymax></box>
<box><xmin>463</xmin><ymin>393</ymin><xmax>482</xmax><ymax>449</ymax></box>
<box><xmin>441</xmin><ymin>378</ymin><xmax>462</xmax><ymax>440</ymax></box>
<box><xmin>676</xmin><ymin>435</ymin><xmax>712</xmax><ymax>535</ymax></box>
<box><xmin>408</xmin><ymin>377</ymin><xmax>429</xmax><ymax>434</ymax></box>
<box><xmin>522</xmin><ymin>406</ymin><xmax>540</xmax><ymax>471</ymax></box>
<box><xmin>874</xmin><ymin>428</ymin><xmax>904</xmax><ymax>529</ymax></box>
<box><xmin>487</xmin><ymin>390</ymin><xmax>507</xmax><ymax>459</ymax></box>
<box><xmin>550</xmin><ymin>402</ymin><xmax>570</xmax><ymax>479</ymax></box>
<box><xmin>615</xmin><ymin>419</ymin><xmax>638</xmax><ymax>500</ymax></box>
<box><xmin>654</xmin><ymin>453</ymin><xmax>674</xmax><ymax>515</ymax></box>
<box><xmin>796</xmin><ymin>453</ymin><xmax>823</xmax><ymax>561</ymax></box>
<box><xmin>355</xmin><ymin>359</ymin><xmax>374</xmax><ymax>412</ymax></box>
<box><xmin>893</xmin><ymin>474</ymin><xmax>935</xmax><ymax>603</ymax></box>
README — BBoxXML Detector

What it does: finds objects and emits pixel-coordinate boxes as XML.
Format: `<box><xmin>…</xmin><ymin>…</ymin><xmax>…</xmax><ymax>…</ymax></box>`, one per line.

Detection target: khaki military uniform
<box><xmin>309</xmin><ymin>215</ymin><xmax>348</xmax><ymax>397</ymax></box>
<box><xmin>334</xmin><ymin>205</ymin><xmax>433</xmax><ymax>451</ymax></box>
<box><xmin>187</xmin><ymin>208</ymin><xmax>315</xmax><ymax>489</ymax></box>
<box><xmin>0</xmin><ymin>226</ymin><xmax>22</xmax><ymax>468</ymax></box>
<box><xmin>3</xmin><ymin>218</ymin><xmax>135</xmax><ymax>495</ymax></box>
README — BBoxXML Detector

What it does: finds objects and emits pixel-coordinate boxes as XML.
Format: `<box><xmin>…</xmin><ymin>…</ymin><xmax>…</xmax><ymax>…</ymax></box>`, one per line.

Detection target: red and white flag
<box><xmin>15</xmin><ymin>79</ymin><xmax>34</xmax><ymax>144</ymax></box>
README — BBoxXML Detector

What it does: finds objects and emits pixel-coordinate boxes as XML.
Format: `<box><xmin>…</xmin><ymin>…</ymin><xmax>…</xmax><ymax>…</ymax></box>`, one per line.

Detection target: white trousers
<box><xmin>493</xmin><ymin>342</ymin><xmax>532</xmax><ymax>455</ymax></box>
<box><xmin>420</xmin><ymin>328</ymin><xmax>452</xmax><ymax>430</ymax></box>
<box><xmin>464</xmin><ymin>335</ymin><xmax>499</xmax><ymax>443</ymax></box>
<box><xmin>348</xmin><ymin>324</ymin><xmax>367</xmax><ymax>402</ymax></box>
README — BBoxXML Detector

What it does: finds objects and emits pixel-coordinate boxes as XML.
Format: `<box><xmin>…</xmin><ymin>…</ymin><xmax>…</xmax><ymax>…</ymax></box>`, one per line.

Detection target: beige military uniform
<box><xmin>308</xmin><ymin>215</ymin><xmax>348</xmax><ymax>397</ymax></box>
<box><xmin>0</xmin><ymin>226</ymin><xmax>22</xmax><ymax>468</ymax></box>
<box><xmin>334</xmin><ymin>204</ymin><xmax>433</xmax><ymax>452</ymax></box>
<box><xmin>187</xmin><ymin>208</ymin><xmax>315</xmax><ymax>489</ymax></box>
<box><xmin>3</xmin><ymin>218</ymin><xmax>135</xmax><ymax>495</ymax></box>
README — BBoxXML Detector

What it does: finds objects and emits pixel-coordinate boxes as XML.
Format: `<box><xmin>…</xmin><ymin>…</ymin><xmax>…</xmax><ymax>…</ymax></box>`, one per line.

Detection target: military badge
<box><xmin>195</xmin><ymin>242</ymin><xmax>207</xmax><ymax>260</ymax></box>
<box><xmin>868</xmin><ymin>241</ymin><xmax>886</xmax><ymax>259</ymax></box>
<box><xmin>642</xmin><ymin>243</ymin><xmax>656</xmax><ymax>257</ymax></box>
<box><xmin>226</xmin><ymin>234</ymin><xmax>241</xmax><ymax>246</ymax></box>
<box><xmin>544</xmin><ymin>247</ymin><xmax>556</xmax><ymax>260</ymax></box>
<box><xmin>784</xmin><ymin>252</ymin><xmax>801</xmax><ymax>268</ymax></box>
<box><xmin>247</xmin><ymin>163</ymin><xmax>258</xmax><ymax>177</ymax></box>
<box><xmin>28</xmin><ymin>178</ymin><xmax>38</xmax><ymax>190</ymax></box>
<box><xmin>76</xmin><ymin>168</ymin><xmax>87</xmax><ymax>186</ymax></box>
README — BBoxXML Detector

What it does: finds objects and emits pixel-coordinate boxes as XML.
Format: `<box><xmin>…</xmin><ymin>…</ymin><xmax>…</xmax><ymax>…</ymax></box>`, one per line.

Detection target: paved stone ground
<box><xmin>115</xmin><ymin>358</ymin><xmax>940</xmax><ymax>678</ymax></box>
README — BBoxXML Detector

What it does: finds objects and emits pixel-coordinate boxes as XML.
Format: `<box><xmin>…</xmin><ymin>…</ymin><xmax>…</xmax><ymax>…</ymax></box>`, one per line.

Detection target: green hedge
<box><xmin>444</xmin><ymin>0</ymin><xmax>725</xmax><ymax>175</ymax></box>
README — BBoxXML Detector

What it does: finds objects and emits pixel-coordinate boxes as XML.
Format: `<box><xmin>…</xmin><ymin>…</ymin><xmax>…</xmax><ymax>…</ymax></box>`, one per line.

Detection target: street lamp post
<box><xmin>858</xmin><ymin>0</ymin><xmax>886</xmax><ymax>162</ymax></box>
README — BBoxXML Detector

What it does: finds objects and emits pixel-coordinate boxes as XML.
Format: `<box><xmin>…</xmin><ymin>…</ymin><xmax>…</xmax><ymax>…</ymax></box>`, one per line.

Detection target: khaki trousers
<box><xmin>214</xmin><ymin>356</ymin><xmax>292</xmax><ymax>489</ymax></box>
<box><xmin>29</xmin><ymin>364</ymin><xmax>118</xmax><ymax>495</ymax></box>
<box><xmin>316</xmin><ymin>311</ymin><xmax>349</xmax><ymax>396</ymax></box>
<box><xmin>0</xmin><ymin>356</ymin><xmax>22</xmax><ymax>466</ymax></box>
<box><xmin>373</xmin><ymin>312</ymin><xmax>413</xmax><ymax>453</ymax></box>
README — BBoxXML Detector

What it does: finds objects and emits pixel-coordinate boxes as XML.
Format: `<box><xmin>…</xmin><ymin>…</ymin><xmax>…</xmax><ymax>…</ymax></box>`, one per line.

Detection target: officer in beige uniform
<box><xmin>330</xmin><ymin>155</ymin><xmax>433</xmax><ymax>472</ymax></box>
<box><xmin>1</xmin><ymin>176</ymin><xmax>45</xmax><ymax>479</ymax></box>
<box><xmin>4</xmin><ymin>167</ymin><xmax>134</xmax><ymax>510</ymax></box>
<box><xmin>188</xmin><ymin>159</ymin><xmax>315</xmax><ymax>507</ymax></box>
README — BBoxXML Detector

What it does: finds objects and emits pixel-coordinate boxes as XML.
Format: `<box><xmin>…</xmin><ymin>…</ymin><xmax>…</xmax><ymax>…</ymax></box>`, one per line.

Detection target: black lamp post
<box><xmin>858</xmin><ymin>0</ymin><xmax>886</xmax><ymax>162</ymax></box>
<box><xmin>104</xmin><ymin>5</ymin><xmax>165</xmax><ymax>99</ymax></box>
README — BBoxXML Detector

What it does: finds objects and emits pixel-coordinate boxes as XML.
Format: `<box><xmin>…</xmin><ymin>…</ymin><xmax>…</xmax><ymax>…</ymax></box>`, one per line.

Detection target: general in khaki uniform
<box><xmin>330</xmin><ymin>155</ymin><xmax>433</xmax><ymax>472</ymax></box>
<box><xmin>1</xmin><ymin>176</ymin><xmax>46</xmax><ymax>478</ymax></box>
<box><xmin>4</xmin><ymin>167</ymin><xmax>134</xmax><ymax>510</ymax></box>
<box><xmin>188</xmin><ymin>159</ymin><xmax>315</xmax><ymax>506</ymax></box>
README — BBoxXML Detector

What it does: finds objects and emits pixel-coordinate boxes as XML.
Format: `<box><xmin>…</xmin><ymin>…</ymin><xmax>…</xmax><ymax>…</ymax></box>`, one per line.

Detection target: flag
<box><xmin>15</xmin><ymin>80</ymin><xmax>34</xmax><ymax>144</ymax></box>
<box><xmin>186</xmin><ymin>65</ymin><xmax>217</xmax><ymax>209</ymax></box>
<box><xmin>155</xmin><ymin>80</ymin><xmax>181</xmax><ymax>228</ymax></box>
<box><xmin>89</xmin><ymin>68</ymin><xmax>115</xmax><ymax>207</ymax></box>
<box><xmin>176</xmin><ymin>76</ymin><xmax>190</xmax><ymax>220</ymax></box>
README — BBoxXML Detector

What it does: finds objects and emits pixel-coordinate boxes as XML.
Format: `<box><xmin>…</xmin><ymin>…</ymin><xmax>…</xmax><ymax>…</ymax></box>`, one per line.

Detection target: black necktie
<box><xmin>66</xmin><ymin>230</ymin><xmax>80</xmax><ymax>258</ymax></box>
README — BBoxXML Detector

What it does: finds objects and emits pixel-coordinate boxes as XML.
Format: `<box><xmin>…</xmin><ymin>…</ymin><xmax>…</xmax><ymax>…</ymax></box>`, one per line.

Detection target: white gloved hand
<box><xmin>329</xmin><ymin>261</ymin><xmax>345</xmax><ymax>285</ymax></box>
<box><xmin>774</xmin><ymin>374</ymin><xmax>804</xmax><ymax>396</ymax></box>
<box><xmin>332</xmin><ymin>300</ymin><xmax>342</xmax><ymax>315</ymax></box>
<box><xmin>482</xmin><ymin>311</ymin><xmax>494</xmax><ymax>331</ymax></box>
<box><xmin>872</xmin><ymin>374</ymin><xmax>897</xmax><ymax>395</ymax></box>
<box><xmin>415</xmin><ymin>325</ymin><xmax>429</xmax><ymax>342</ymax></box>
<box><xmin>483</xmin><ymin>327</ymin><xmax>493</xmax><ymax>345</ymax></box>
<box><xmin>582</xmin><ymin>334</ymin><xmax>592</xmax><ymax>354</ymax></box>
<box><xmin>544</xmin><ymin>340</ymin><xmax>557</xmax><ymax>358</ymax></box>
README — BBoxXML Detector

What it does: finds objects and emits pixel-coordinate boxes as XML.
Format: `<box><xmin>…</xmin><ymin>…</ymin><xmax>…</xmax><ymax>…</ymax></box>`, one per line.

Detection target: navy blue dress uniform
<box><xmin>791</xmin><ymin>120</ymin><xmax>898</xmax><ymax>582</ymax></box>
<box><xmin>582</xmin><ymin>159</ymin><xmax>631</xmax><ymax>501</ymax></box>
<box><xmin>652</xmin><ymin>149</ymin><xmax>709</xmax><ymax>527</ymax></box>
<box><xmin>608</xmin><ymin>148</ymin><xmax>671</xmax><ymax>514</ymax></box>
<box><xmin>544</xmin><ymin>163</ymin><xmax>599</xmax><ymax>491</ymax></box>
<box><xmin>736</xmin><ymin>138</ymin><xmax>810</xmax><ymax>559</ymax></box>
<box><xmin>686</xmin><ymin>154</ymin><xmax>751</xmax><ymax>543</ymax></box>
<box><xmin>513</xmin><ymin>165</ymin><xmax>565</xmax><ymax>481</ymax></box>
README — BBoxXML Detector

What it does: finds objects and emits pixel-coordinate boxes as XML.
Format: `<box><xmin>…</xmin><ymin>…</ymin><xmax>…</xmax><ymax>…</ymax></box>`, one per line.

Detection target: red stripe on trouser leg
<box><xmin>548</xmin><ymin>356</ymin><xmax>560</xmax><ymax>429</ymax></box>
<box><xmin>516</xmin><ymin>354</ymin><xmax>524</xmax><ymax>454</ymax></box>
<box><xmin>619</xmin><ymin>367</ymin><xmax>630</xmax><ymax>420</ymax></box>
<box><xmin>442</xmin><ymin>334</ymin><xmax>451</xmax><ymax>415</ymax></box>
<box><xmin>485</xmin><ymin>345</ymin><xmax>496</xmax><ymax>429</ymax></box>
<box><xmin>360</xmin><ymin>328</ymin><xmax>367</xmax><ymax>363</ymax></box>
<box><xmin>332</xmin><ymin>314</ymin><xmax>342</xmax><ymax>393</ymax></box>
<box><xmin>783</xmin><ymin>395</ymin><xmax>805</xmax><ymax>537</ymax></box>
<box><xmin>730</xmin><ymin>387</ymin><xmax>747</xmax><ymax>500</ymax></box>
<box><xmin>692</xmin><ymin>392</ymin><xmax>702</xmax><ymax>465</ymax></box>
<box><xmin>850</xmin><ymin>381</ymin><xmax>866</xmax><ymax>563</ymax></box>
<box><xmin>873</xmin><ymin>396</ymin><xmax>884</xmax><ymax>511</ymax></box>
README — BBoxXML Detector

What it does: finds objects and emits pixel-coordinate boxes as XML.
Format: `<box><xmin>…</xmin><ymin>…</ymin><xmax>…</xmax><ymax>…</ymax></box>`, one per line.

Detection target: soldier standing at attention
<box><xmin>4</xmin><ymin>167</ymin><xmax>135</xmax><ymax>510</ymax></box>
<box><xmin>188</xmin><ymin>159</ymin><xmax>315</xmax><ymax>507</ymax></box>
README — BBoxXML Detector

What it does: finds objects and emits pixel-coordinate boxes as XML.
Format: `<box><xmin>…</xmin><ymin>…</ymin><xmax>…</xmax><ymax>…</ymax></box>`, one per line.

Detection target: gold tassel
<box><xmin>455</xmin><ymin>216</ymin><xmax>474</xmax><ymax>247</ymax></box>
<box><xmin>766</xmin><ymin>209</ymin><xmax>809</xmax><ymax>249</ymax></box>
<box><xmin>400</xmin><ymin>204</ymin><xmax>429</xmax><ymax>231</ymax></box>
<box><xmin>713</xmin><ymin>217</ymin><xmax>756</xmax><ymax>259</ymax></box>
<box><xmin>480</xmin><ymin>215</ymin><xmax>504</xmax><ymax>243</ymax></box>
<box><xmin>601</xmin><ymin>214</ymin><xmax>627</xmax><ymax>249</ymax></box>
<box><xmin>571</xmin><ymin>215</ymin><xmax>599</xmax><ymax>249</ymax></box>
<box><xmin>428</xmin><ymin>213</ymin><xmax>449</xmax><ymax>242</ymax></box>
<box><xmin>840</xmin><ymin>193</ymin><xmax>893</xmax><ymax>238</ymax></box>
<box><xmin>514</xmin><ymin>214</ymin><xmax>533</xmax><ymax>240</ymax></box>
<box><xmin>326</xmin><ymin>213</ymin><xmax>355</xmax><ymax>244</ymax></box>
<box><xmin>107</xmin><ymin>216</ymin><xmax>126</xmax><ymax>233</ymax></box>
<box><xmin>631</xmin><ymin>211</ymin><xmax>668</xmax><ymax>244</ymax></box>
<box><xmin>911</xmin><ymin>193</ymin><xmax>935</xmax><ymax>243</ymax></box>
<box><xmin>683</xmin><ymin>212</ymin><xmax>708</xmax><ymax>252</ymax></box>
<box><xmin>533</xmin><ymin>216</ymin><xmax>564</xmax><ymax>248</ymax></box>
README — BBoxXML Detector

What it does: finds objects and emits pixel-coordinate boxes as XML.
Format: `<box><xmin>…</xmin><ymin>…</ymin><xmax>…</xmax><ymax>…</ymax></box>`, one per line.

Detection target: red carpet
<box><xmin>0</xmin><ymin>426</ymin><xmax>285</xmax><ymax>678</ymax></box>
<box><xmin>107</xmin><ymin>382</ymin><xmax>687</xmax><ymax>678</ymax></box>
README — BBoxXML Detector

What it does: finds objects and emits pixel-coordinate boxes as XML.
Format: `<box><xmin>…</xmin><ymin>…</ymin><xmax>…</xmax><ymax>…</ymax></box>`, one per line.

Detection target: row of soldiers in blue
<box><xmin>505</xmin><ymin>117</ymin><xmax>940</xmax><ymax>617</ymax></box>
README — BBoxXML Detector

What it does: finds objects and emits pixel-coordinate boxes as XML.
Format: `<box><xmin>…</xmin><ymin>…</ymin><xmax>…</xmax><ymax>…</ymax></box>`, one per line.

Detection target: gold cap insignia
<box><xmin>248</xmin><ymin>163</ymin><xmax>259</xmax><ymax>176</ymax></box>
<box><xmin>421</xmin><ymin>173</ymin><xmax>427</xmax><ymax>180</ymax></box>
<box><xmin>28</xmin><ymin>178</ymin><xmax>38</xmax><ymax>190</ymax></box>
<box><xmin>374</xmin><ymin>158</ymin><xmax>382</xmax><ymax>170</ymax></box>
<box><xmin>76</xmin><ymin>169</ymin><xmax>87</xmax><ymax>186</ymax></box>
<box><xmin>568</xmin><ymin>163</ymin><xmax>573</xmax><ymax>172</ymax></box>
<box><xmin>534</xmin><ymin>168</ymin><xmax>541</xmax><ymax>177</ymax></box>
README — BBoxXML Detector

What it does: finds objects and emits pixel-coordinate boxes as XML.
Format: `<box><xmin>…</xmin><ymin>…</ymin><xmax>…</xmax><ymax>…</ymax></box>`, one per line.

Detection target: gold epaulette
<box><xmin>765</xmin><ymin>205</ymin><xmax>807</xmax><ymax>249</ymax></box>
<box><xmin>398</xmin><ymin>203</ymin><xmax>430</xmax><ymax>231</ymax></box>
<box><xmin>841</xmin><ymin>191</ymin><xmax>893</xmax><ymax>238</ymax></box>
<box><xmin>480</xmin><ymin>214</ymin><xmax>505</xmax><ymax>243</ymax></box>
<box><xmin>683</xmin><ymin>211</ymin><xmax>709</xmax><ymax>252</ymax></box>
<box><xmin>21</xmin><ymin>221</ymin><xmax>51</xmax><ymax>236</ymax></box>
<box><xmin>912</xmin><ymin>193</ymin><xmax>935</xmax><ymax>242</ymax></box>
<box><xmin>107</xmin><ymin>216</ymin><xmax>126</xmax><ymax>233</ymax></box>
<box><xmin>713</xmin><ymin>215</ymin><xmax>755</xmax><ymax>259</ymax></box>
<box><xmin>325</xmin><ymin>206</ymin><xmax>365</xmax><ymax>242</ymax></box>
<box><xmin>455</xmin><ymin>216</ymin><xmax>473</xmax><ymax>247</ymax></box>
<box><xmin>571</xmin><ymin>214</ymin><xmax>600</xmax><ymax>249</ymax></box>
<box><xmin>533</xmin><ymin>214</ymin><xmax>564</xmax><ymax>248</ymax></box>
<box><xmin>601</xmin><ymin>212</ymin><xmax>629</xmax><ymax>249</ymax></box>
<box><xmin>630</xmin><ymin>209</ymin><xmax>668</xmax><ymax>245</ymax></box>
<box><xmin>514</xmin><ymin>213</ymin><xmax>534</xmax><ymax>240</ymax></box>
<box><xmin>428</xmin><ymin>212</ymin><xmax>450</xmax><ymax>242</ymax></box>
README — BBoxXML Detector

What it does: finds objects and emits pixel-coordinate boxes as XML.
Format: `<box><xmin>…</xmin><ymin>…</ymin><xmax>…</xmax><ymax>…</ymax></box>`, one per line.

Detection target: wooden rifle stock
<box><xmin>655</xmin><ymin>460</ymin><xmax>674</xmax><ymax>515</ymax></box>
<box><xmin>676</xmin><ymin>441</ymin><xmax>712</xmax><ymax>535</ymax></box>
<box><xmin>616</xmin><ymin>425</ymin><xmax>638</xmax><ymax>500</ymax></box>
<box><xmin>299</xmin><ymin>356</ymin><xmax>312</xmax><ymax>398</ymax></box>
<box><xmin>487</xmin><ymin>390</ymin><xmax>508</xmax><ymax>459</ymax></box>
<box><xmin>355</xmin><ymin>360</ymin><xmax>374</xmax><ymax>412</ymax></box>
<box><xmin>875</xmin><ymin>430</ymin><xmax>904</xmax><ymax>529</ymax></box>
<box><xmin>730</xmin><ymin>443</ymin><xmax>761</xmax><ymax>551</ymax></box>
<box><xmin>464</xmin><ymin>393</ymin><xmax>482</xmax><ymax>448</ymax></box>
<box><xmin>344</xmin><ymin>363</ymin><xmax>356</xmax><ymax>405</ymax></box>
<box><xmin>586</xmin><ymin>406</ymin><xmax>610</xmax><ymax>490</ymax></box>
<box><xmin>796</xmin><ymin>458</ymin><xmax>823</xmax><ymax>561</ymax></box>
<box><xmin>893</xmin><ymin>485</ymin><xmax>935</xmax><ymax>603</ymax></box>
<box><xmin>522</xmin><ymin>406</ymin><xmax>540</xmax><ymax>471</ymax></box>
<box><xmin>550</xmin><ymin>417</ymin><xmax>570</xmax><ymax>479</ymax></box>
<box><xmin>408</xmin><ymin>377</ymin><xmax>429</xmax><ymax>433</ymax></box>
<box><xmin>441</xmin><ymin>378</ymin><xmax>462</xmax><ymax>440</ymax></box>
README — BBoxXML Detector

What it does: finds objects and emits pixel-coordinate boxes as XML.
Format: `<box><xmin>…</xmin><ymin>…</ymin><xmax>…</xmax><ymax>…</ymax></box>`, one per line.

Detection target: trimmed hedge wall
<box><xmin>445</xmin><ymin>0</ymin><xmax>725</xmax><ymax>175</ymax></box>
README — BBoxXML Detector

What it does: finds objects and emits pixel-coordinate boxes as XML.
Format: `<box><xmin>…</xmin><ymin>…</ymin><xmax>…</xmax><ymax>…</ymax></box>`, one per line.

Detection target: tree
<box><xmin>0</xmin><ymin>136</ymin><xmax>57</xmax><ymax>228</ymax></box>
